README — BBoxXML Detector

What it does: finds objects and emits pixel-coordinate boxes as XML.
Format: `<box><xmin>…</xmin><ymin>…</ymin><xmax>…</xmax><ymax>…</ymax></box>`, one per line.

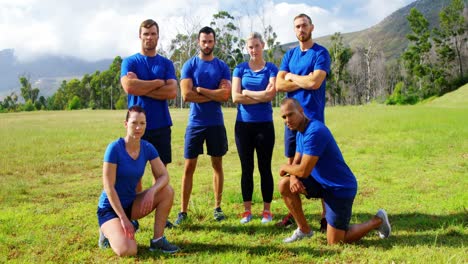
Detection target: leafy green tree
<box><xmin>328</xmin><ymin>32</ymin><xmax>353</xmax><ymax>105</ymax></box>
<box><xmin>19</xmin><ymin>76</ymin><xmax>40</xmax><ymax>104</ymax></box>
<box><xmin>67</xmin><ymin>96</ymin><xmax>82</xmax><ymax>110</ymax></box>
<box><xmin>210</xmin><ymin>11</ymin><xmax>245</xmax><ymax>70</ymax></box>
<box><xmin>402</xmin><ymin>8</ymin><xmax>436</xmax><ymax>99</ymax></box>
<box><xmin>433</xmin><ymin>0</ymin><xmax>467</xmax><ymax>81</ymax></box>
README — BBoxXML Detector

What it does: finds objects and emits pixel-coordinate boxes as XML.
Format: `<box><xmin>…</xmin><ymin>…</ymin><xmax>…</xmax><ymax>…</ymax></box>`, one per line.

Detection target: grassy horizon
<box><xmin>0</xmin><ymin>87</ymin><xmax>467</xmax><ymax>263</ymax></box>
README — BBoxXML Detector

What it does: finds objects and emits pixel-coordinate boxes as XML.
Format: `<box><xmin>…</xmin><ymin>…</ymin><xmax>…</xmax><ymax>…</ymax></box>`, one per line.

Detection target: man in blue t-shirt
<box><xmin>175</xmin><ymin>26</ymin><xmax>231</xmax><ymax>225</ymax></box>
<box><xmin>120</xmin><ymin>19</ymin><xmax>177</xmax><ymax>166</ymax></box>
<box><xmin>278</xmin><ymin>98</ymin><xmax>391</xmax><ymax>245</ymax></box>
<box><xmin>275</xmin><ymin>13</ymin><xmax>331</xmax><ymax>231</ymax></box>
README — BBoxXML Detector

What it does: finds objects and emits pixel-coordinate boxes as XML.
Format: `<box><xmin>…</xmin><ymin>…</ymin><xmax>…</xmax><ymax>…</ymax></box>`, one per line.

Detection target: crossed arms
<box><xmin>180</xmin><ymin>78</ymin><xmax>231</xmax><ymax>103</ymax></box>
<box><xmin>231</xmin><ymin>77</ymin><xmax>276</xmax><ymax>104</ymax></box>
<box><xmin>276</xmin><ymin>70</ymin><xmax>327</xmax><ymax>92</ymax></box>
<box><xmin>121</xmin><ymin>72</ymin><xmax>177</xmax><ymax>100</ymax></box>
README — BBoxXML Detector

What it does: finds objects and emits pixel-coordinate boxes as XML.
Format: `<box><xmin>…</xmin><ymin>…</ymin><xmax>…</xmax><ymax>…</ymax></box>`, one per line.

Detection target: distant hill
<box><xmin>0</xmin><ymin>49</ymin><xmax>112</xmax><ymax>98</ymax></box>
<box><xmin>286</xmin><ymin>0</ymin><xmax>467</xmax><ymax>60</ymax></box>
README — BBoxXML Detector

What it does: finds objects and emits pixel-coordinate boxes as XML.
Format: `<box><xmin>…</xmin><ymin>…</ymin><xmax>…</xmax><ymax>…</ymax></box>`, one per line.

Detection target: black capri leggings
<box><xmin>235</xmin><ymin>121</ymin><xmax>275</xmax><ymax>203</ymax></box>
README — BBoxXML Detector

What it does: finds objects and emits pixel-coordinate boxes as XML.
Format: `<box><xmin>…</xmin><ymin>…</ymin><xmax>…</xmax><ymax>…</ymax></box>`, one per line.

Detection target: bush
<box><xmin>23</xmin><ymin>100</ymin><xmax>35</xmax><ymax>111</ymax></box>
<box><xmin>67</xmin><ymin>96</ymin><xmax>81</xmax><ymax>110</ymax></box>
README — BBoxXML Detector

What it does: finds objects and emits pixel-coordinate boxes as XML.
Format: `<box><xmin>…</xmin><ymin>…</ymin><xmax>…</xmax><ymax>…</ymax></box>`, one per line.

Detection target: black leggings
<box><xmin>235</xmin><ymin>121</ymin><xmax>275</xmax><ymax>203</ymax></box>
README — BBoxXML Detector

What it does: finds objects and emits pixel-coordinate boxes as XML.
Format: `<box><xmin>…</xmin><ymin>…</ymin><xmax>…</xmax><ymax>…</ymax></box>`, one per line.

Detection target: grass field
<box><xmin>1</xmin><ymin>85</ymin><xmax>467</xmax><ymax>263</ymax></box>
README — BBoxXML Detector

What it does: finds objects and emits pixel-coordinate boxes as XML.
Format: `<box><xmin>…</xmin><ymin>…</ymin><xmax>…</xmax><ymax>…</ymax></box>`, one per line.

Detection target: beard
<box><xmin>201</xmin><ymin>47</ymin><xmax>214</xmax><ymax>56</ymax></box>
<box><xmin>296</xmin><ymin>32</ymin><xmax>312</xmax><ymax>42</ymax></box>
<box><xmin>143</xmin><ymin>40</ymin><xmax>157</xmax><ymax>51</ymax></box>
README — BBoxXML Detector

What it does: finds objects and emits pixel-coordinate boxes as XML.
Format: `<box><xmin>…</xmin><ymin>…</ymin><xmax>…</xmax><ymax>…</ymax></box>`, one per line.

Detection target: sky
<box><xmin>0</xmin><ymin>0</ymin><xmax>416</xmax><ymax>62</ymax></box>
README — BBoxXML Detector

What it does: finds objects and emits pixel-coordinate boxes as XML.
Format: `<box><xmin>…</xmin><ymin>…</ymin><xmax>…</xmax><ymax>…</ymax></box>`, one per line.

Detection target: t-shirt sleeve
<box><xmin>103</xmin><ymin>141</ymin><xmax>119</xmax><ymax>163</ymax></box>
<box><xmin>279</xmin><ymin>51</ymin><xmax>291</xmax><ymax>72</ymax></box>
<box><xmin>315</xmin><ymin>49</ymin><xmax>331</xmax><ymax>75</ymax></box>
<box><xmin>165</xmin><ymin>59</ymin><xmax>177</xmax><ymax>80</ymax></box>
<box><xmin>143</xmin><ymin>141</ymin><xmax>159</xmax><ymax>161</ymax></box>
<box><xmin>180</xmin><ymin>59</ymin><xmax>193</xmax><ymax>80</ymax></box>
<box><xmin>302</xmin><ymin>126</ymin><xmax>330</xmax><ymax>157</ymax></box>
<box><xmin>268</xmin><ymin>63</ymin><xmax>279</xmax><ymax>77</ymax></box>
<box><xmin>222</xmin><ymin>62</ymin><xmax>231</xmax><ymax>81</ymax></box>
<box><xmin>233</xmin><ymin>64</ymin><xmax>243</xmax><ymax>78</ymax></box>
<box><xmin>120</xmin><ymin>57</ymin><xmax>131</xmax><ymax>78</ymax></box>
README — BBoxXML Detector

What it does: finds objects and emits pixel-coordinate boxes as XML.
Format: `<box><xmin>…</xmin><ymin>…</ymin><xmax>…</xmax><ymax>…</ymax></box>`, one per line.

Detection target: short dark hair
<box><xmin>126</xmin><ymin>105</ymin><xmax>146</xmax><ymax>121</ymax></box>
<box><xmin>294</xmin><ymin>13</ymin><xmax>312</xmax><ymax>25</ymax></box>
<box><xmin>198</xmin><ymin>26</ymin><xmax>216</xmax><ymax>41</ymax></box>
<box><xmin>280</xmin><ymin>97</ymin><xmax>302</xmax><ymax>109</ymax></box>
<box><xmin>139</xmin><ymin>19</ymin><xmax>159</xmax><ymax>35</ymax></box>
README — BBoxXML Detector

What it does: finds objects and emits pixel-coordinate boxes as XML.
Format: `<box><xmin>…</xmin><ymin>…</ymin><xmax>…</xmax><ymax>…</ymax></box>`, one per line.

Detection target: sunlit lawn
<box><xmin>0</xmin><ymin>91</ymin><xmax>467</xmax><ymax>263</ymax></box>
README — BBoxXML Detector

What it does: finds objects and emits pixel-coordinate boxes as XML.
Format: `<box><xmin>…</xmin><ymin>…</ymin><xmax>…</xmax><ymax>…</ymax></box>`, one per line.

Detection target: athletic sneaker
<box><xmin>283</xmin><ymin>227</ymin><xmax>314</xmax><ymax>243</ymax></box>
<box><xmin>149</xmin><ymin>236</ymin><xmax>180</xmax><ymax>254</ymax></box>
<box><xmin>319</xmin><ymin>218</ymin><xmax>327</xmax><ymax>233</ymax></box>
<box><xmin>275</xmin><ymin>213</ymin><xmax>295</xmax><ymax>228</ymax></box>
<box><xmin>98</xmin><ymin>229</ymin><xmax>110</xmax><ymax>249</ymax></box>
<box><xmin>174</xmin><ymin>212</ymin><xmax>188</xmax><ymax>226</ymax></box>
<box><xmin>376</xmin><ymin>209</ymin><xmax>391</xmax><ymax>238</ymax></box>
<box><xmin>214</xmin><ymin>207</ymin><xmax>226</xmax><ymax>221</ymax></box>
<box><xmin>165</xmin><ymin>220</ymin><xmax>174</xmax><ymax>229</ymax></box>
<box><xmin>98</xmin><ymin>220</ymin><xmax>139</xmax><ymax>249</ymax></box>
<box><xmin>261</xmin><ymin>211</ymin><xmax>273</xmax><ymax>224</ymax></box>
<box><xmin>131</xmin><ymin>220</ymin><xmax>140</xmax><ymax>232</ymax></box>
<box><xmin>240</xmin><ymin>211</ymin><xmax>252</xmax><ymax>224</ymax></box>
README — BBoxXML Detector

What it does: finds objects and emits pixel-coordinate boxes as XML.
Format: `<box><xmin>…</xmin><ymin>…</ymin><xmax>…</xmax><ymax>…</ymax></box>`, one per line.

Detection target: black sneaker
<box><xmin>275</xmin><ymin>213</ymin><xmax>295</xmax><ymax>228</ymax></box>
<box><xmin>165</xmin><ymin>220</ymin><xmax>174</xmax><ymax>229</ymax></box>
<box><xmin>174</xmin><ymin>212</ymin><xmax>188</xmax><ymax>226</ymax></box>
<box><xmin>213</xmin><ymin>207</ymin><xmax>225</xmax><ymax>221</ymax></box>
<box><xmin>149</xmin><ymin>236</ymin><xmax>180</xmax><ymax>254</ymax></box>
<box><xmin>319</xmin><ymin>218</ymin><xmax>327</xmax><ymax>233</ymax></box>
<box><xmin>131</xmin><ymin>220</ymin><xmax>140</xmax><ymax>232</ymax></box>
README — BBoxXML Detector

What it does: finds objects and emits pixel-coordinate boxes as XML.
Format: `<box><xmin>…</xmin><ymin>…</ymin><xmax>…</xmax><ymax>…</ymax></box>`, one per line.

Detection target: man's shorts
<box><xmin>184</xmin><ymin>125</ymin><xmax>228</xmax><ymax>159</ymax></box>
<box><xmin>284</xmin><ymin>125</ymin><xmax>297</xmax><ymax>158</ymax></box>
<box><xmin>300</xmin><ymin>176</ymin><xmax>355</xmax><ymax>231</ymax></box>
<box><xmin>142</xmin><ymin>126</ymin><xmax>172</xmax><ymax>164</ymax></box>
<box><xmin>97</xmin><ymin>203</ymin><xmax>133</xmax><ymax>227</ymax></box>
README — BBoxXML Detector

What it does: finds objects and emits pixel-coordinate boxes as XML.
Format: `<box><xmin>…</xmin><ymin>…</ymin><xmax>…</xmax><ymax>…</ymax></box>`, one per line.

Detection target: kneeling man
<box><xmin>278</xmin><ymin>98</ymin><xmax>391</xmax><ymax>244</ymax></box>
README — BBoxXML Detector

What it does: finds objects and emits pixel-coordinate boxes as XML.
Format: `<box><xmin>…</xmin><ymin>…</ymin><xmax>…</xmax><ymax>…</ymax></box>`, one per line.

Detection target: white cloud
<box><xmin>0</xmin><ymin>0</ymin><xmax>415</xmax><ymax>61</ymax></box>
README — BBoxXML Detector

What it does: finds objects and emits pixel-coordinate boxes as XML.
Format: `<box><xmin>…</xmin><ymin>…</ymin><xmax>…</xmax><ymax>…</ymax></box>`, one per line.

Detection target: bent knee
<box><xmin>278</xmin><ymin>178</ymin><xmax>291</xmax><ymax>195</ymax></box>
<box><xmin>113</xmin><ymin>242</ymin><xmax>137</xmax><ymax>257</ymax></box>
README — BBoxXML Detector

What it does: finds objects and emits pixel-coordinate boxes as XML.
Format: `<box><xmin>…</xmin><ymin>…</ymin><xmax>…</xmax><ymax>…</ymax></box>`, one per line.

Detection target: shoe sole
<box><xmin>149</xmin><ymin>248</ymin><xmax>179</xmax><ymax>254</ymax></box>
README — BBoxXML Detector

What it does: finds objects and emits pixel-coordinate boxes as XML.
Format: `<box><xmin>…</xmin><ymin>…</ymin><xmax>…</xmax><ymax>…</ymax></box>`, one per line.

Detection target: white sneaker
<box><xmin>376</xmin><ymin>209</ymin><xmax>391</xmax><ymax>238</ymax></box>
<box><xmin>283</xmin><ymin>227</ymin><xmax>313</xmax><ymax>243</ymax></box>
<box><xmin>261</xmin><ymin>211</ymin><xmax>273</xmax><ymax>224</ymax></box>
<box><xmin>240</xmin><ymin>211</ymin><xmax>252</xmax><ymax>224</ymax></box>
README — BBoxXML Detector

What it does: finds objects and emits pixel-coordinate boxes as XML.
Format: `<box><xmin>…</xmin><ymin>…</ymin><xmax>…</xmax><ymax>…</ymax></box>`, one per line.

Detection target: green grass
<box><xmin>0</xmin><ymin>89</ymin><xmax>467</xmax><ymax>263</ymax></box>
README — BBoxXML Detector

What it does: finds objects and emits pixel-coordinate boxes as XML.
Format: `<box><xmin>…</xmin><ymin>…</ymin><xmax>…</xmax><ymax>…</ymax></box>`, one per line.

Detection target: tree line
<box><xmin>1</xmin><ymin>0</ymin><xmax>466</xmax><ymax>112</ymax></box>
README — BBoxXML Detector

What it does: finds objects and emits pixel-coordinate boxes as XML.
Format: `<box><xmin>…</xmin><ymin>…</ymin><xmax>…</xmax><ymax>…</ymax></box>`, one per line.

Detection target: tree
<box><xmin>328</xmin><ymin>32</ymin><xmax>352</xmax><ymax>105</ymax></box>
<box><xmin>433</xmin><ymin>0</ymin><xmax>467</xmax><ymax>82</ymax></box>
<box><xmin>19</xmin><ymin>76</ymin><xmax>40</xmax><ymax>103</ymax></box>
<box><xmin>402</xmin><ymin>8</ymin><xmax>435</xmax><ymax>99</ymax></box>
<box><xmin>210</xmin><ymin>11</ymin><xmax>245</xmax><ymax>70</ymax></box>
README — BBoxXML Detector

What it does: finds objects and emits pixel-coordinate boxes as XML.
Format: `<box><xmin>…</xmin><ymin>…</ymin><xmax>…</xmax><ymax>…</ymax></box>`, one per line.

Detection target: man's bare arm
<box><xmin>280</xmin><ymin>154</ymin><xmax>318</xmax><ymax>179</ymax></box>
<box><xmin>180</xmin><ymin>78</ymin><xmax>211</xmax><ymax>103</ymax></box>
<box><xmin>286</xmin><ymin>70</ymin><xmax>327</xmax><ymax>90</ymax></box>
<box><xmin>144</xmin><ymin>79</ymin><xmax>177</xmax><ymax>100</ymax></box>
<box><xmin>197</xmin><ymin>79</ymin><xmax>231</xmax><ymax>102</ymax></box>
<box><xmin>121</xmin><ymin>72</ymin><xmax>165</xmax><ymax>95</ymax></box>
<box><xmin>276</xmin><ymin>71</ymin><xmax>300</xmax><ymax>92</ymax></box>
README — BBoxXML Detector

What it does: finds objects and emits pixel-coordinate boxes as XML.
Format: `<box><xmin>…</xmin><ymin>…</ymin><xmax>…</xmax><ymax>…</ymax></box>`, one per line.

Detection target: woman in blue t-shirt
<box><xmin>232</xmin><ymin>32</ymin><xmax>278</xmax><ymax>224</ymax></box>
<box><xmin>96</xmin><ymin>105</ymin><xmax>179</xmax><ymax>255</ymax></box>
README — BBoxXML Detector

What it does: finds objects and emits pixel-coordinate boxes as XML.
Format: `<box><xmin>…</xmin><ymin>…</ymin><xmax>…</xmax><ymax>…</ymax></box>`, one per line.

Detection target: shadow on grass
<box><xmin>136</xmin><ymin>241</ymin><xmax>341</xmax><ymax>261</ymax></box>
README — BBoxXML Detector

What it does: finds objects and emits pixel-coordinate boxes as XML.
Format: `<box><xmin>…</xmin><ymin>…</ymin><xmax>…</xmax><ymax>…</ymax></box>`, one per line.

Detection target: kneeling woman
<box><xmin>97</xmin><ymin>105</ymin><xmax>179</xmax><ymax>256</ymax></box>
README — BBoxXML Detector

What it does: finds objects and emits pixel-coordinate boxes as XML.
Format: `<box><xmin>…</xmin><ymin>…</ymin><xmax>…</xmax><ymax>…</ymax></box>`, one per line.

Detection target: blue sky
<box><xmin>0</xmin><ymin>0</ymin><xmax>415</xmax><ymax>61</ymax></box>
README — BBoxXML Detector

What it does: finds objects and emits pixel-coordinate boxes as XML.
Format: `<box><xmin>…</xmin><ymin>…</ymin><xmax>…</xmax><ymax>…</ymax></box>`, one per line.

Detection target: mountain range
<box><xmin>0</xmin><ymin>0</ymin><xmax>464</xmax><ymax>99</ymax></box>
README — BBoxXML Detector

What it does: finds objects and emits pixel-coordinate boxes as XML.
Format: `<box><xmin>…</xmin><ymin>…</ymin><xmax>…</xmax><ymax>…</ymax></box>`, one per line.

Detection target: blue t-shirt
<box><xmin>280</xmin><ymin>44</ymin><xmax>331</xmax><ymax>122</ymax></box>
<box><xmin>98</xmin><ymin>138</ymin><xmax>159</xmax><ymax>209</ymax></box>
<box><xmin>120</xmin><ymin>53</ymin><xmax>176</xmax><ymax>130</ymax></box>
<box><xmin>296</xmin><ymin>120</ymin><xmax>357</xmax><ymax>198</ymax></box>
<box><xmin>233</xmin><ymin>62</ymin><xmax>278</xmax><ymax>122</ymax></box>
<box><xmin>181</xmin><ymin>56</ymin><xmax>231</xmax><ymax>126</ymax></box>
